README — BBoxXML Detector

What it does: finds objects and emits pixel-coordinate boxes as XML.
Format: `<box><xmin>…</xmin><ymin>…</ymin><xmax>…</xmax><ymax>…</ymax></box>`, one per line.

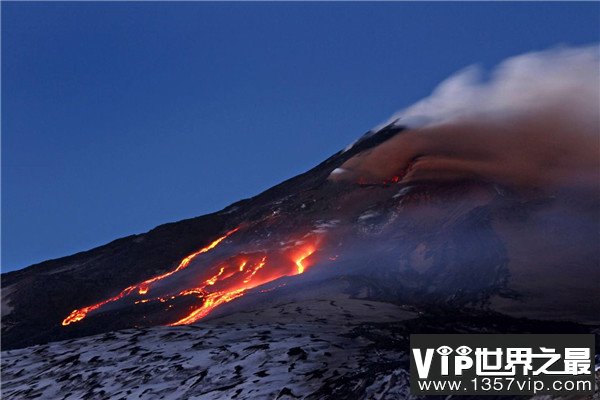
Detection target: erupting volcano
<box><xmin>2</xmin><ymin>45</ymin><xmax>598</xmax><ymax>354</ymax></box>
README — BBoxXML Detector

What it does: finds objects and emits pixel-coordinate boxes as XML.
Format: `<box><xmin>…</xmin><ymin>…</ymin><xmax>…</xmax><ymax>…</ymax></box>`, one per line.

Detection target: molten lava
<box><xmin>62</xmin><ymin>228</ymin><xmax>239</xmax><ymax>326</ymax></box>
<box><xmin>62</xmin><ymin>228</ymin><xmax>322</xmax><ymax>327</ymax></box>
<box><xmin>168</xmin><ymin>246</ymin><xmax>317</xmax><ymax>326</ymax></box>
<box><xmin>294</xmin><ymin>246</ymin><xmax>315</xmax><ymax>274</ymax></box>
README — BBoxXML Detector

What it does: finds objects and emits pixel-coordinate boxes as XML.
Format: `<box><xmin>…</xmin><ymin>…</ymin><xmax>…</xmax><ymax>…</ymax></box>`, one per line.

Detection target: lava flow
<box><xmin>169</xmin><ymin>245</ymin><xmax>318</xmax><ymax>326</ymax></box>
<box><xmin>62</xmin><ymin>227</ymin><xmax>322</xmax><ymax>327</ymax></box>
<box><xmin>61</xmin><ymin>228</ymin><xmax>239</xmax><ymax>326</ymax></box>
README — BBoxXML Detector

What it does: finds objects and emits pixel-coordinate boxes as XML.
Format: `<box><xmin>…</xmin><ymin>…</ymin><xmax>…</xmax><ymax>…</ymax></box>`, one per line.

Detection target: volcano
<box><xmin>2</xmin><ymin>120</ymin><xmax>599</xmax><ymax>399</ymax></box>
<box><xmin>2</xmin><ymin>120</ymin><xmax>599</xmax><ymax>353</ymax></box>
<box><xmin>3</xmin><ymin>42</ymin><xmax>599</xmax><ymax>400</ymax></box>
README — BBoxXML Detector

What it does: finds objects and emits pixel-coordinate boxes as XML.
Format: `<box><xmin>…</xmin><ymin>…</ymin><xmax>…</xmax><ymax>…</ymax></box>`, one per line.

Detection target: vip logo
<box><xmin>410</xmin><ymin>334</ymin><xmax>594</xmax><ymax>395</ymax></box>
<box><xmin>412</xmin><ymin>345</ymin><xmax>591</xmax><ymax>379</ymax></box>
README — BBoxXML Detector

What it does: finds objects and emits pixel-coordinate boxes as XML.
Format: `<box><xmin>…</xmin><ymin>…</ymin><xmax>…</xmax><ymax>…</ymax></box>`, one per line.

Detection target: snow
<box><xmin>1</xmin><ymin>297</ymin><xmax>417</xmax><ymax>400</ymax></box>
<box><xmin>312</xmin><ymin>220</ymin><xmax>340</xmax><ymax>234</ymax></box>
<box><xmin>358</xmin><ymin>211</ymin><xmax>380</xmax><ymax>221</ymax></box>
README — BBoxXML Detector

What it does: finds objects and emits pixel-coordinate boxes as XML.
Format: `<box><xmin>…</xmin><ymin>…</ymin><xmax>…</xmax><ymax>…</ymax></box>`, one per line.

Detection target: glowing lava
<box><xmin>168</xmin><ymin>246</ymin><xmax>317</xmax><ymax>326</ymax></box>
<box><xmin>61</xmin><ymin>228</ymin><xmax>239</xmax><ymax>326</ymax></box>
<box><xmin>294</xmin><ymin>246</ymin><xmax>316</xmax><ymax>274</ymax></box>
<box><xmin>62</xmin><ymin>228</ymin><xmax>322</xmax><ymax>327</ymax></box>
<box><xmin>168</xmin><ymin>288</ymin><xmax>247</xmax><ymax>325</ymax></box>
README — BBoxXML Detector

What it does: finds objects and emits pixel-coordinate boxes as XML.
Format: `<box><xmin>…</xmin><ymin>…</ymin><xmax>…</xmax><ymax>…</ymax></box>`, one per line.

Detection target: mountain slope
<box><xmin>2</xmin><ymin>123</ymin><xmax>598</xmax><ymax>352</ymax></box>
<box><xmin>3</xmin><ymin>296</ymin><xmax>596</xmax><ymax>400</ymax></box>
<box><xmin>1</xmin><ymin>126</ymin><xmax>401</xmax><ymax>349</ymax></box>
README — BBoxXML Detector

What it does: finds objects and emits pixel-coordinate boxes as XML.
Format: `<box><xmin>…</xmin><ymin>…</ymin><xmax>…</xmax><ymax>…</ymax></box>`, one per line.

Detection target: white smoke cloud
<box><xmin>378</xmin><ymin>44</ymin><xmax>599</xmax><ymax>132</ymax></box>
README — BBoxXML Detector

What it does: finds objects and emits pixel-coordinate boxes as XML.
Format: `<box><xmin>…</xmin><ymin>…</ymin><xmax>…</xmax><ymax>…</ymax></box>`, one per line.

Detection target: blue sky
<box><xmin>2</xmin><ymin>2</ymin><xmax>598</xmax><ymax>272</ymax></box>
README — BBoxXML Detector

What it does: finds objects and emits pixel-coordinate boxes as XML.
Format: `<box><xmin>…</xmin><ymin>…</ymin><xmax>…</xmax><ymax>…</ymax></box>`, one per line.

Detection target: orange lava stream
<box><xmin>168</xmin><ymin>288</ymin><xmax>248</xmax><ymax>325</ymax></box>
<box><xmin>168</xmin><ymin>246</ymin><xmax>317</xmax><ymax>326</ymax></box>
<box><xmin>62</xmin><ymin>226</ymin><xmax>322</xmax><ymax>328</ymax></box>
<box><xmin>294</xmin><ymin>246</ymin><xmax>315</xmax><ymax>274</ymax></box>
<box><xmin>61</xmin><ymin>228</ymin><xmax>239</xmax><ymax>326</ymax></box>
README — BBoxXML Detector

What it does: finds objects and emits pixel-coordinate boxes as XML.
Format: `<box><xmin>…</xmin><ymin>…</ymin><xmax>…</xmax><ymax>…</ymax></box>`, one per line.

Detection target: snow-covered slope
<box><xmin>2</xmin><ymin>297</ymin><xmax>417</xmax><ymax>400</ymax></box>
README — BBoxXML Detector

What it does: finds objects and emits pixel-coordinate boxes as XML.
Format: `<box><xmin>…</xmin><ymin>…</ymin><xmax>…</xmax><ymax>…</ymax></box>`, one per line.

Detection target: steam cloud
<box><xmin>331</xmin><ymin>45</ymin><xmax>599</xmax><ymax>193</ymax></box>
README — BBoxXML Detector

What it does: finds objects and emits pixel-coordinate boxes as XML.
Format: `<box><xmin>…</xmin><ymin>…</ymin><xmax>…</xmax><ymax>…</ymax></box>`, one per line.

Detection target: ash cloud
<box><xmin>333</xmin><ymin>45</ymin><xmax>599</xmax><ymax>193</ymax></box>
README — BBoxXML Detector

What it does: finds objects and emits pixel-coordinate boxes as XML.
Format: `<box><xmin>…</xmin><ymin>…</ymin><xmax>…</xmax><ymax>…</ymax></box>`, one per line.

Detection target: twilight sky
<box><xmin>2</xmin><ymin>2</ymin><xmax>598</xmax><ymax>272</ymax></box>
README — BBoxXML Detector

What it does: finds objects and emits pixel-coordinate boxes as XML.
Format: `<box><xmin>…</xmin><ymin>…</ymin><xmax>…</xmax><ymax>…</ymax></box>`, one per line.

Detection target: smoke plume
<box><xmin>331</xmin><ymin>45</ymin><xmax>599</xmax><ymax>193</ymax></box>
